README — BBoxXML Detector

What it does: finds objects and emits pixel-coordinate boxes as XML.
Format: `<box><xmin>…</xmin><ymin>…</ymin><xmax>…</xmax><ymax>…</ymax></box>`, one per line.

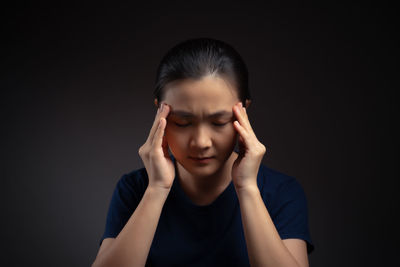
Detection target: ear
<box><xmin>154</xmin><ymin>98</ymin><xmax>159</xmax><ymax>108</ymax></box>
<box><xmin>245</xmin><ymin>99</ymin><xmax>251</xmax><ymax>108</ymax></box>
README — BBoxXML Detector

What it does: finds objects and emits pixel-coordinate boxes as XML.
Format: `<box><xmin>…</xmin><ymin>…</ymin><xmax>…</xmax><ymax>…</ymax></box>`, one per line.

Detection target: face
<box><xmin>162</xmin><ymin>75</ymin><xmax>240</xmax><ymax>178</ymax></box>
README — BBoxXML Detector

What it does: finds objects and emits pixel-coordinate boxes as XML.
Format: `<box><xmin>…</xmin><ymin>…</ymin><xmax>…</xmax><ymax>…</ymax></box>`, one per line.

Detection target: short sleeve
<box><xmin>270</xmin><ymin>178</ymin><xmax>315</xmax><ymax>254</ymax></box>
<box><xmin>99</xmin><ymin>172</ymin><xmax>146</xmax><ymax>246</ymax></box>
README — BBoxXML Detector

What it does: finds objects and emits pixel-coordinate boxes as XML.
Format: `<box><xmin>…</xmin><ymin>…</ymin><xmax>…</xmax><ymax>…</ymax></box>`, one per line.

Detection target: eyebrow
<box><xmin>169</xmin><ymin>110</ymin><xmax>232</xmax><ymax>118</ymax></box>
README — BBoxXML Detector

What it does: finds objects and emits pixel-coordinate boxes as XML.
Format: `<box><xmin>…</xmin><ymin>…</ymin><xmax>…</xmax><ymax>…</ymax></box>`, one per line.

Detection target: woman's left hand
<box><xmin>231</xmin><ymin>102</ymin><xmax>266</xmax><ymax>191</ymax></box>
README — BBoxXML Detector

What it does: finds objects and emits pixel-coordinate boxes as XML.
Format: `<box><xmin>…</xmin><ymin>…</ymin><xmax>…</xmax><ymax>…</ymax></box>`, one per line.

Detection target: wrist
<box><xmin>146</xmin><ymin>184</ymin><xmax>172</xmax><ymax>197</ymax></box>
<box><xmin>234</xmin><ymin>182</ymin><xmax>259</xmax><ymax>196</ymax></box>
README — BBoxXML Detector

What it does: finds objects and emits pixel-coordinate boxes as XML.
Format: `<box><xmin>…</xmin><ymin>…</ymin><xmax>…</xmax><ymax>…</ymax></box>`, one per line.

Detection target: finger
<box><xmin>145</xmin><ymin>103</ymin><xmax>163</xmax><ymax>143</ymax></box>
<box><xmin>241</xmin><ymin>106</ymin><xmax>254</xmax><ymax>131</ymax></box>
<box><xmin>238</xmin><ymin>135</ymin><xmax>246</xmax><ymax>155</ymax></box>
<box><xmin>147</xmin><ymin>103</ymin><xmax>170</xmax><ymax>144</ymax></box>
<box><xmin>233</xmin><ymin>103</ymin><xmax>253</xmax><ymax>132</ymax></box>
<box><xmin>152</xmin><ymin>117</ymin><xmax>167</xmax><ymax>150</ymax></box>
<box><xmin>235</xmin><ymin>120</ymin><xmax>261</xmax><ymax>156</ymax></box>
<box><xmin>233</xmin><ymin>120</ymin><xmax>251</xmax><ymax>147</ymax></box>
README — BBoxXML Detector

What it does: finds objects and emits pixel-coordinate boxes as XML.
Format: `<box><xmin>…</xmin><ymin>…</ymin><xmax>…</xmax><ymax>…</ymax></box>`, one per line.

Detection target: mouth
<box><xmin>189</xmin><ymin>156</ymin><xmax>215</xmax><ymax>164</ymax></box>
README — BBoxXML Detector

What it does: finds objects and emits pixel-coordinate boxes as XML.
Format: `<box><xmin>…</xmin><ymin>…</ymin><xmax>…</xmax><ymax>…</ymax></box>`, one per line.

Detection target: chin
<box><xmin>179</xmin><ymin>158</ymin><xmax>222</xmax><ymax>177</ymax></box>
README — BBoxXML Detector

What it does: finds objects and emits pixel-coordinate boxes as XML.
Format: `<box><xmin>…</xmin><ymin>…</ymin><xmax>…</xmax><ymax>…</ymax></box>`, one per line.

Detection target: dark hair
<box><xmin>154</xmin><ymin>38</ymin><xmax>250</xmax><ymax>106</ymax></box>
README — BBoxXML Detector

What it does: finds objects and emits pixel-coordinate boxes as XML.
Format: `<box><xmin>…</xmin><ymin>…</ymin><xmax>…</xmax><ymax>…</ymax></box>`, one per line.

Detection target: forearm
<box><xmin>236</xmin><ymin>185</ymin><xmax>301</xmax><ymax>267</ymax></box>
<box><xmin>93</xmin><ymin>186</ymin><xmax>170</xmax><ymax>267</ymax></box>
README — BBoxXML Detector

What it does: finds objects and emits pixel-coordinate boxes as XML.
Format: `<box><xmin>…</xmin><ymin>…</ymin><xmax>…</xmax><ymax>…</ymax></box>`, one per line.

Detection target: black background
<box><xmin>1</xmin><ymin>2</ymin><xmax>397</xmax><ymax>266</ymax></box>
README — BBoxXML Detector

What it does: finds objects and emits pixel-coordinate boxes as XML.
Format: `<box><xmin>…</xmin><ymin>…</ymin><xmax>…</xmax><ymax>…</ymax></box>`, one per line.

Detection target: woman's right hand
<box><xmin>138</xmin><ymin>102</ymin><xmax>175</xmax><ymax>190</ymax></box>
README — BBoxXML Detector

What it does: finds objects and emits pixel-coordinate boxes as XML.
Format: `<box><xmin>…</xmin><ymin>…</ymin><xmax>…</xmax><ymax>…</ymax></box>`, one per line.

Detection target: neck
<box><xmin>176</xmin><ymin>152</ymin><xmax>238</xmax><ymax>203</ymax></box>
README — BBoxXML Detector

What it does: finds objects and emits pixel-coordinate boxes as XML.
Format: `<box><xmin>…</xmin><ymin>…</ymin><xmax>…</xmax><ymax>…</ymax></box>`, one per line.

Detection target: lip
<box><xmin>189</xmin><ymin>156</ymin><xmax>215</xmax><ymax>164</ymax></box>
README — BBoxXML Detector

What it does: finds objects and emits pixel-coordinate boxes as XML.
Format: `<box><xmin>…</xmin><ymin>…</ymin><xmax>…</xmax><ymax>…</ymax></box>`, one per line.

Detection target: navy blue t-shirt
<box><xmin>100</xmin><ymin>156</ymin><xmax>314</xmax><ymax>266</ymax></box>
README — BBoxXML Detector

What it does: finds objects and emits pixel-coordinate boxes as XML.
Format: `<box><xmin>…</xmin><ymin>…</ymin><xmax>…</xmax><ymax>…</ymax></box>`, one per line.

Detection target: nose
<box><xmin>189</xmin><ymin>125</ymin><xmax>212</xmax><ymax>150</ymax></box>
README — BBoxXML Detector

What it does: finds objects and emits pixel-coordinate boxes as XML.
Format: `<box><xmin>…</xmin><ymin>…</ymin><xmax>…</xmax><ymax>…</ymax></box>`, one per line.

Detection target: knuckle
<box><xmin>138</xmin><ymin>144</ymin><xmax>148</xmax><ymax>156</ymax></box>
<box><xmin>259</xmin><ymin>144</ymin><xmax>267</xmax><ymax>154</ymax></box>
<box><xmin>251</xmin><ymin>143</ymin><xmax>266</xmax><ymax>156</ymax></box>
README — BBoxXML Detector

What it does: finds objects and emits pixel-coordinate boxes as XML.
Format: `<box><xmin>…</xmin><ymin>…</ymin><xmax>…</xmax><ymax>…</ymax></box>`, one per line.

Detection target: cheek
<box><xmin>215</xmin><ymin>125</ymin><xmax>238</xmax><ymax>147</ymax></box>
<box><xmin>164</xmin><ymin>125</ymin><xmax>173</xmax><ymax>144</ymax></box>
<box><xmin>225</xmin><ymin>123</ymin><xmax>238</xmax><ymax>138</ymax></box>
<box><xmin>165</xmin><ymin>125</ymin><xmax>185</xmax><ymax>148</ymax></box>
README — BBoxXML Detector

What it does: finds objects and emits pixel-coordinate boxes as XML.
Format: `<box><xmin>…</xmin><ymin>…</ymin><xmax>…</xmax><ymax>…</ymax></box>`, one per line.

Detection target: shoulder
<box><xmin>257</xmin><ymin>164</ymin><xmax>314</xmax><ymax>254</ymax></box>
<box><xmin>119</xmin><ymin>167</ymin><xmax>149</xmax><ymax>188</ymax></box>
<box><xmin>112</xmin><ymin>167</ymin><xmax>149</xmax><ymax>203</ymax></box>
<box><xmin>257</xmin><ymin>164</ymin><xmax>308</xmax><ymax>208</ymax></box>
<box><xmin>257</xmin><ymin>164</ymin><xmax>302</xmax><ymax>194</ymax></box>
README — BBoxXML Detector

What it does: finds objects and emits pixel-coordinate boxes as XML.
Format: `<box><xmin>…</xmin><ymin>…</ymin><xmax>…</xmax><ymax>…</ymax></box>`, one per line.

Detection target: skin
<box><xmin>156</xmin><ymin>75</ymin><xmax>251</xmax><ymax>204</ymax></box>
<box><xmin>92</xmin><ymin>74</ymin><xmax>309</xmax><ymax>267</ymax></box>
<box><xmin>156</xmin><ymin>74</ymin><xmax>309</xmax><ymax>267</ymax></box>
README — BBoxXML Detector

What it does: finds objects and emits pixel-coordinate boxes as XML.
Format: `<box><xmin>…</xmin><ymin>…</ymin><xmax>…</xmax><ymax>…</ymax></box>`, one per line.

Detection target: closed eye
<box><xmin>212</xmin><ymin>122</ymin><xmax>229</xmax><ymax>127</ymax></box>
<box><xmin>175</xmin><ymin>122</ymin><xmax>191</xmax><ymax>127</ymax></box>
<box><xmin>174</xmin><ymin>122</ymin><xmax>229</xmax><ymax>127</ymax></box>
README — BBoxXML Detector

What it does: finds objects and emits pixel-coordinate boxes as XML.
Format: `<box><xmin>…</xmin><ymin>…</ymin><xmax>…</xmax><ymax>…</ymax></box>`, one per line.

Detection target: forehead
<box><xmin>163</xmin><ymin>76</ymin><xmax>239</xmax><ymax>111</ymax></box>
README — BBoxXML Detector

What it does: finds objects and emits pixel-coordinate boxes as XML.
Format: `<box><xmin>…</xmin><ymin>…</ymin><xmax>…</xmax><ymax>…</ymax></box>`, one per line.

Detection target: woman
<box><xmin>92</xmin><ymin>38</ymin><xmax>314</xmax><ymax>267</ymax></box>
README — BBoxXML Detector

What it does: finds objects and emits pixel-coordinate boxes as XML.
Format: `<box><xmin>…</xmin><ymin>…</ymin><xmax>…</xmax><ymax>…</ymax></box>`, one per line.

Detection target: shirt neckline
<box><xmin>170</xmin><ymin>154</ymin><xmax>235</xmax><ymax>212</ymax></box>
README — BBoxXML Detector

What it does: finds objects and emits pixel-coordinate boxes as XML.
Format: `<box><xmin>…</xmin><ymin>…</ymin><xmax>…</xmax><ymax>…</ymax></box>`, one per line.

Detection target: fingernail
<box><xmin>160</xmin><ymin>103</ymin><xmax>164</xmax><ymax>112</ymax></box>
<box><xmin>239</xmin><ymin>102</ymin><xmax>243</xmax><ymax>107</ymax></box>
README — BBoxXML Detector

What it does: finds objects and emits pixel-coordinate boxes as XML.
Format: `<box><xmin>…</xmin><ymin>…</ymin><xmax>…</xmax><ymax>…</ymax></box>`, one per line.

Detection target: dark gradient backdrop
<box><xmin>1</xmin><ymin>3</ymin><xmax>397</xmax><ymax>267</ymax></box>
